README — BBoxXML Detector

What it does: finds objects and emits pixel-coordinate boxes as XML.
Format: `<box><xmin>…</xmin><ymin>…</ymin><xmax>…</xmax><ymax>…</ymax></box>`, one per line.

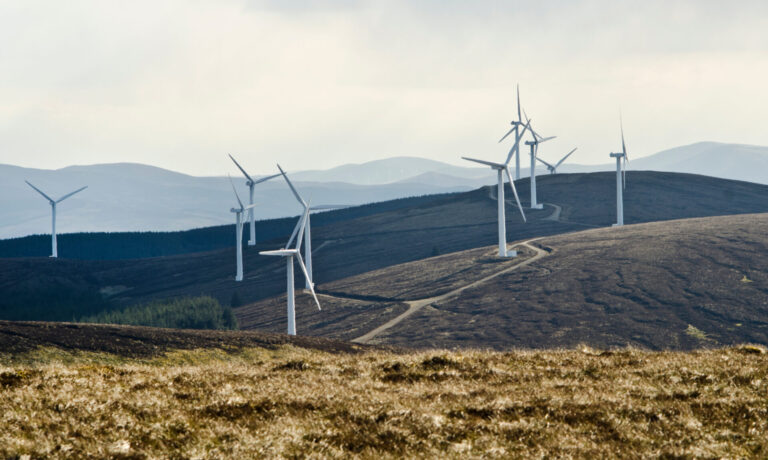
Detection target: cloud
<box><xmin>0</xmin><ymin>0</ymin><xmax>766</xmax><ymax>175</ymax></box>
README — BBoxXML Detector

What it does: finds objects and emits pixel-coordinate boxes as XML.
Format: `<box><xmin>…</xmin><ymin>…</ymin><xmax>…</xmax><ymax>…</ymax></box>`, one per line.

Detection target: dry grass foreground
<box><xmin>1</xmin><ymin>345</ymin><xmax>767</xmax><ymax>459</ymax></box>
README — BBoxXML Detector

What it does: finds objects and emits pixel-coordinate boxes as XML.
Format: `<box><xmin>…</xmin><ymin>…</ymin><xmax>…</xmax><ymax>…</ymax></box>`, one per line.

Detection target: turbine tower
<box><xmin>610</xmin><ymin>118</ymin><xmax>629</xmax><ymax>227</ymax></box>
<box><xmin>25</xmin><ymin>181</ymin><xmax>87</xmax><ymax>258</ymax></box>
<box><xmin>462</xmin><ymin>120</ymin><xmax>530</xmax><ymax>257</ymax></box>
<box><xmin>229</xmin><ymin>154</ymin><xmax>281</xmax><ymax>246</ymax></box>
<box><xmin>498</xmin><ymin>84</ymin><xmax>526</xmax><ymax>180</ymax></box>
<box><xmin>536</xmin><ymin>148</ymin><xmax>578</xmax><ymax>175</ymax></box>
<box><xmin>523</xmin><ymin>114</ymin><xmax>556</xmax><ymax>209</ymax></box>
<box><xmin>229</xmin><ymin>177</ymin><xmax>256</xmax><ymax>281</ymax></box>
<box><xmin>260</xmin><ymin>206</ymin><xmax>321</xmax><ymax>336</ymax></box>
<box><xmin>277</xmin><ymin>164</ymin><xmax>349</xmax><ymax>289</ymax></box>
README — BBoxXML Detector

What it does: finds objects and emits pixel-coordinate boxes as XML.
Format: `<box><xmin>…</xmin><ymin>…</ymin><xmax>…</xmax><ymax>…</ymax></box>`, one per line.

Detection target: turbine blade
<box><xmin>229</xmin><ymin>154</ymin><xmax>254</xmax><ymax>183</ymax></box>
<box><xmin>555</xmin><ymin>148</ymin><xmax>578</xmax><ymax>168</ymax></box>
<box><xmin>498</xmin><ymin>127</ymin><xmax>515</xmax><ymax>143</ymax></box>
<box><xmin>295</xmin><ymin>204</ymin><xmax>311</xmax><ymax>250</ymax></box>
<box><xmin>620</xmin><ymin>113</ymin><xmax>628</xmax><ymax>159</ymax></box>
<box><xmin>505</xmin><ymin>166</ymin><xmax>526</xmax><ymax>222</ymax></box>
<box><xmin>536</xmin><ymin>157</ymin><xmax>554</xmax><ymax>169</ymax></box>
<box><xmin>228</xmin><ymin>175</ymin><xmax>244</xmax><ymax>210</ymax></box>
<box><xmin>516</xmin><ymin>84</ymin><xmax>522</xmax><ymax>123</ymax></box>
<box><xmin>296</xmin><ymin>253</ymin><xmax>322</xmax><ymax>310</ymax></box>
<box><xmin>277</xmin><ymin>164</ymin><xmax>307</xmax><ymax>208</ymax></box>
<box><xmin>259</xmin><ymin>249</ymin><xmax>296</xmax><ymax>256</ymax></box>
<box><xmin>285</xmin><ymin>216</ymin><xmax>302</xmax><ymax>249</ymax></box>
<box><xmin>56</xmin><ymin>185</ymin><xmax>88</xmax><ymax>203</ymax></box>
<box><xmin>538</xmin><ymin>135</ymin><xmax>557</xmax><ymax>144</ymax></box>
<box><xmin>286</xmin><ymin>206</ymin><xmax>310</xmax><ymax>250</ymax></box>
<box><xmin>623</xmin><ymin>158</ymin><xmax>627</xmax><ymax>190</ymax></box>
<box><xmin>251</xmin><ymin>172</ymin><xmax>281</xmax><ymax>185</ymax></box>
<box><xmin>505</xmin><ymin>120</ymin><xmax>531</xmax><ymax>166</ymax></box>
<box><xmin>25</xmin><ymin>181</ymin><xmax>55</xmax><ymax>203</ymax></box>
<box><xmin>311</xmin><ymin>204</ymin><xmax>350</xmax><ymax>210</ymax></box>
<box><xmin>462</xmin><ymin>157</ymin><xmax>505</xmax><ymax>169</ymax></box>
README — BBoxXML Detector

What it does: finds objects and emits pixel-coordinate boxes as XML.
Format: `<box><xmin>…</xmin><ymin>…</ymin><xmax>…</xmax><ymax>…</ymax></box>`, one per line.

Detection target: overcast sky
<box><xmin>1</xmin><ymin>0</ymin><xmax>767</xmax><ymax>176</ymax></box>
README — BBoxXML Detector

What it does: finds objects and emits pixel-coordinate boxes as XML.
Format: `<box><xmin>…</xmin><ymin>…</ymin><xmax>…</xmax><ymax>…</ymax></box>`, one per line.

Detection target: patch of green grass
<box><xmin>685</xmin><ymin>324</ymin><xmax>709</xmax><ymax>340</ymax></box>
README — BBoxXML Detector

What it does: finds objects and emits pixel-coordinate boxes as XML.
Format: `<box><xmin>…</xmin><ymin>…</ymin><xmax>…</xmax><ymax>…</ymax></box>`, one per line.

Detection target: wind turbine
<box><xmin>228</xmin><ymin>154</ymin><xmax>281</xmax><ymax>246</ymax></box>
<box><xmin>610</xmin><ymin>117</ymin><xmax>629</xmax><ymax>227</ymax></box>
<box><xmin>523</xmin><ymin>113</ymin><xmax>556</xmax><ymax>209</ymax></box>
<box><xmin>259</xmin><ymin>206</ymin><xmax>321</xmax><ymax>336</ymax></box>
<box><xmin>536</xmin><ymin>148</ymin><xmax>578</xmax><ymax>175</ymax></box>
<box><xmin>229</xmin><ymin>176</ymin><xmax>257</xmax><ymax>281</ymax></box>
<box><xmin>25</xmin><ymin>181</ymin><xmax>87</xmax><ymax>258</ymax></box>
<box><xmin>462</xmin><ymin>120</ymin><xmax>530</xmax><ymax>257</ymax></box>
<box><xmin>277</xmin><ymin>164</ymin><xmax>349</xmax><ymax>289</ymax></box>
<box><xmin>498</xmin><ymin>84</ymin><xmax>526</xmax><ymax>180</ymax></box>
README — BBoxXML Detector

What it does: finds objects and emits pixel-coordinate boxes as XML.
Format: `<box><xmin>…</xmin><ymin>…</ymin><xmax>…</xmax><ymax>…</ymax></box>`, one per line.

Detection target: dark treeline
<box><xmin>80</xmin><ymin>296</ymin><xmax>237</xmax><ymax>330</ymax></box>
<box><xmin>0</xmin><ymin>193</ymin><xmax>454</xmax><ymax>260</ymax></box>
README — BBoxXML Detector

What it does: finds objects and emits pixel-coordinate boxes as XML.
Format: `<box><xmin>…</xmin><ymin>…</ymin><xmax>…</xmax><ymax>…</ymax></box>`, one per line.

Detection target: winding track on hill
<box><xmin>308</xmin><ymin>199</ymin><xmax>588</xmax><ymax>343</ymax></box>
<box><xmin>348</xmin><ymin>199</ymin><xmax>567</xmax><ymax>344</ymax></box>
<box><xmin>351</xmin><ymin>238</ymin><xmax>549</xmax><ymax>344</ymax></box>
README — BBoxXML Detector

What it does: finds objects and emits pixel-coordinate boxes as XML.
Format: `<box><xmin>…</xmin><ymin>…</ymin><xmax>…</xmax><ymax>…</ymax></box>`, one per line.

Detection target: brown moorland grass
<box><xmin>1</xmin><ymin>344</ymin><xmax>767</xmax><ymax>458</ymax></box>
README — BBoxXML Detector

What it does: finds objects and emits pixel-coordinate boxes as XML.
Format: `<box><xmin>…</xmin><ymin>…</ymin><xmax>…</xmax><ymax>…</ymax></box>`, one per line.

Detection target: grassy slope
<box><xmin>1</xmin><ymin>341</ymin><xmax>766</xmax><ymax>458</ymax></box>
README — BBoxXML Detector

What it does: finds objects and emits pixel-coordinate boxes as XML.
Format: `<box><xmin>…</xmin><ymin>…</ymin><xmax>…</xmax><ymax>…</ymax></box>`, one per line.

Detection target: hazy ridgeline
<box><xmin>0</xmin><ymin>193</ymin><xmax>451</xmax><ymax>260</ymax></box>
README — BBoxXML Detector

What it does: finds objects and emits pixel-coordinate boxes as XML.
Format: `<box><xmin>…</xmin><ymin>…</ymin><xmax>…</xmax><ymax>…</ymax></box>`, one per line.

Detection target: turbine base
<box><xmin>504</xmin><ymin>250</ymin><xmax>518</xmax><ymax>258</ymax></box>
<box><xmin>530</xmin><ymin>204</ymin><xmax>544</xmax><ymax>210</ymax></box>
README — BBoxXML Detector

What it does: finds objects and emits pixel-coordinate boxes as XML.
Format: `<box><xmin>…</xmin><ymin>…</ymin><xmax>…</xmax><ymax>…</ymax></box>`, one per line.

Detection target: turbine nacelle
<box><xmin>231</xmin><ymin>204</ymin><xmax>257</xmax><ymax>213</ymax></box>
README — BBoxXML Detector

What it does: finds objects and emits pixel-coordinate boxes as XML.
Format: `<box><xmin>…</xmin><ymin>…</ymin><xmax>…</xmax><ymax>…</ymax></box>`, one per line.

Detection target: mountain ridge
<box><xmin>2</xmin><ymin>141</ymin><xmax>767</xmax><ymax>238</ymax></box>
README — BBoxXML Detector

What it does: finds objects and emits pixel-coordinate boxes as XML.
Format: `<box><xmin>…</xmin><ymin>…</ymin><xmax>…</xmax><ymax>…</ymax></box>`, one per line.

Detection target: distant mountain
<box><xmin>628</xmin><ymin>142</ymin><xmax>768</xmax><ymax>184</ymax></box>
<box><xmin>0</xmin><ymin>162</ymin><xmax>476</xmax><ymax>239</ymax></box>
<box><xmin>1</xmin><ymin>142</ymin><xmax>766</xmax><ymax>238</ymax></box>
<box><xmin>292</xmin><ymin>156</ymin><xmax>489</xmax><ymax>185</ymax></box>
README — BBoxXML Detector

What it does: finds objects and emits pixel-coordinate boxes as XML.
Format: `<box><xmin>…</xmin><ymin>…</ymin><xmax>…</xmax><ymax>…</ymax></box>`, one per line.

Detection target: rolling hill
<box><xmin>1</xmin><ymin>171</ymin><xmax>767</xmax><ymax>332</ymax></box>
<box><xmin>239</xmin><ymin>212</ymin><xmax>768</xmax><ymax>350</ymax></box>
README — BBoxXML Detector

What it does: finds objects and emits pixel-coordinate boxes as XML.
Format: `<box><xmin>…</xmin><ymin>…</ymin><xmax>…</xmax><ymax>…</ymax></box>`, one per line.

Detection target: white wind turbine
<box><xmin>229</xmin><ymin>154</ymin><xmax>281</xmax><ymax>246</ymax></box>
<box><xmin>277</xmin><ymin>164</ymin><xmax>349</xmax><ymax>289</ymax></box>
<box><xmin>610</xmin><ymin>117</ymin><xmax>629</xmax><ymax>227</ymax></box>
<box><xmin>536</xmin><ymin>148</ymin><xmax>578</xmax><ymax>175</ymax></box>
<box><xmin>260</xmin><ymin>206</ymin><xmax>321</xmax><ymax>336</ymax></box>
<box><xmin>229</xmin><ymin>177</ymin><xmax>257</xmax><ymax>281</ymax></box>
<box><xmin>462</xmin><ymin>120</ymin><xmax>530</xmax><ymax>257</ymax></box>
<box><xmin>498</xmin><ymin>84</ymin><xmax>527</xmax><ymax>180</ymax></box>
<box><xmin>523</xmin><ymin>113</ymin><xmax>556</xmax><ymax>209</ymax></box>
<box><xmin>25</xmin><ymin>181</ymin><xmax>87</xmax><ymax>258</ymax></box>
